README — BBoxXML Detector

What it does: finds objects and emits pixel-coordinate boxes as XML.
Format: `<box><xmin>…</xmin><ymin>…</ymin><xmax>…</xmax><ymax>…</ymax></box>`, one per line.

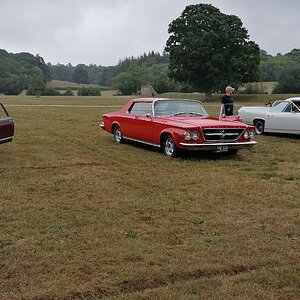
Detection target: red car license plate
<box><xmin>216</xmin><ymin>146</ymin><xmax>229</xmax><ymax>152</ymax></box>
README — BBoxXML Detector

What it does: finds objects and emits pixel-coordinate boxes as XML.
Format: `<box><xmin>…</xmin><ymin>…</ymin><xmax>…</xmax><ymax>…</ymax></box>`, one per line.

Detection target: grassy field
<box><xmin>0</xmin><ymin>93</ymin><xmax>299</xmax><ymax>300</ymax></box>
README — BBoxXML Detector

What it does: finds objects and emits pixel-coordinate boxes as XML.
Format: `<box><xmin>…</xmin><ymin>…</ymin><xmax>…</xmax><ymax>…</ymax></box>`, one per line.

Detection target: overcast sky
<box><xmin>0</xmin><ymin>0</ymin><xmax>299</xmax><ymax>66</ymax></box>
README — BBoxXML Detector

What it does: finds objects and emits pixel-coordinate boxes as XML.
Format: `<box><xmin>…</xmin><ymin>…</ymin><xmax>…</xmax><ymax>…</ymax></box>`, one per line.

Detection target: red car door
<box><xmin>117</xmin><ymin>113</ymin><xmax>137</xmax><ymax>139</ymax></box>
<box><xmin>0</xmin><ymin>103</ymin><xmax>14</xmax><ymax>144</ymax></box>
<box><xmin>133</xmin><ymin>114</ymin><xmax>154</xmax><ymax>142</ymax></box>
<box><xmin>126</xmin><ymin>102</ymin><xmax>154</xmax><ymax>142</ymax></box>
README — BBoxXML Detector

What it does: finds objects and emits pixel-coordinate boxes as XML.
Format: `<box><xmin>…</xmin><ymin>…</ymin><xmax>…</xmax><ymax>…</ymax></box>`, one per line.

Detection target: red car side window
<box><xmin>130</xmin><ymin>102</ymin><xmax>152</xmax><ymax>116</ymax></box>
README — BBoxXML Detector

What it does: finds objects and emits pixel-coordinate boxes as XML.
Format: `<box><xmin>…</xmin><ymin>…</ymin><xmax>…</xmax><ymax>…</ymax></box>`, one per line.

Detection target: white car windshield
<box><xmin>270</xmin><ymin>101</ymin><xmax>292</xmax><ymax>113</ymax></box>
<box><xmin>154</xmin><ymin>100</ymin><xmax>208</xmax><ymax>116</ymax></box>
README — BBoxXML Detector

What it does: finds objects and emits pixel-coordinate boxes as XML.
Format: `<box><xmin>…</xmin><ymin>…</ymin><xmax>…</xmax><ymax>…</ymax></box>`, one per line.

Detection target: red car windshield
<box><xmin>154</xmin><ymin>100</ymin><xmax>208</xmax><ymax>117</ymax></box>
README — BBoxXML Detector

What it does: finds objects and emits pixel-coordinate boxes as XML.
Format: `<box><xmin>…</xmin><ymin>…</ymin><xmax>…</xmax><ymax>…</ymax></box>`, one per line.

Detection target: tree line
<box><xmin>1</xmin><ymin>48</ymin><xmax>300</xmax><ymax>96</ymax></box>
<box><xmin>49</xmin><ymin>49</ymin><xmax>300</xmax><ymax>96</ymax></box>
<box><xmin>48</xmin><ymin>51</ymin><xmax>177</xmax><ymax>94</ymax></box>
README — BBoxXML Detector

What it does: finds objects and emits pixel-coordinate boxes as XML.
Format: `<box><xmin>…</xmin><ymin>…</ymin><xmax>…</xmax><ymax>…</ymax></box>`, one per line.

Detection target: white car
<box><xmin>238</xmin><ymin>97</ymin><xmax>300</xmax><ymax>135</ymax></box>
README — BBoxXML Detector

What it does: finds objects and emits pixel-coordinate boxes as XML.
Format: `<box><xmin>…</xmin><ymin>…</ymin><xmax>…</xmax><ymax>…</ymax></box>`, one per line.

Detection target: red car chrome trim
<box><xmin>180</xmin><ymin>141</ymin><xmax>257</xmax><ymax>146</ymax></box>
<box><xmin>180</xmin><ymin>141</ymin><xmax>257</xmax><ymax>150</ymax></box>
<box><xmin>204</xmin><ymin>132</ymin><xmax>240</xmax><ymax>136</ymax></box>
<box><xmin>123</xmin><ymin>136</ymin><xmax>160</xmax><ymax>148</ymax></box>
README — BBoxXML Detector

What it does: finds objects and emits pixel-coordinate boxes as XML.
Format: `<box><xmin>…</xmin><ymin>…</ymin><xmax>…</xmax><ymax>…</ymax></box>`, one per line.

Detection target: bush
<box><xmin>63</xmin><ymin>88</ymin><xmax>74</xmax><ymax>96</ymax></box>
<box><xmin>26</xmin><ymin>87</ymin><xmax>61</xmax><ymax>96</ymax></box>
<box><xmin>42</xmin><ymin>87</ymin><xmax>61</xmax><ymax>96</ymax></box>
<box><xmin>0</xmin><ymin>76</ymin><xmax>25</xmax><ymax>95</ymax></box>
<box><xmin>78</xmin><ymin>87</ymin><xmax>101</xmax><ymax>96</ymax></box>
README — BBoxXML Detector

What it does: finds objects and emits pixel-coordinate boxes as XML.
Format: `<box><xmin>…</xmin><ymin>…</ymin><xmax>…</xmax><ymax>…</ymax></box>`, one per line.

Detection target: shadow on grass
<box><xmin>122</xmin><ymin>140</ymin><xmax>246</xmax><ymax>161</ymax></box>
<box><xmin>263</xmin><ymin>133</ymin><xmax>300</xmax><ymax>140</ymax></box>
<box><xmin>179</xmin><ymin>150</ymin><xmax>245</xmax><ymax>161</ymax></box>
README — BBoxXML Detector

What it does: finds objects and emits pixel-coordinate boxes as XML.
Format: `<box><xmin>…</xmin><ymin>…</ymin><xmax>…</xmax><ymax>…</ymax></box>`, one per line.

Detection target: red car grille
<box><xmin>202</xmin><ymin>128</ymin><xmax>244</xmax><ymax>141</ymax></box>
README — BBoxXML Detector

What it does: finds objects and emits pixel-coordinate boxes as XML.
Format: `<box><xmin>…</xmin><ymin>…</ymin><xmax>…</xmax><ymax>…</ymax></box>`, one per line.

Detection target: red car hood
<box><xmin>158</xmin><ymin>116</ymin><xmax>247</xmax><ymax>129</ymax></box>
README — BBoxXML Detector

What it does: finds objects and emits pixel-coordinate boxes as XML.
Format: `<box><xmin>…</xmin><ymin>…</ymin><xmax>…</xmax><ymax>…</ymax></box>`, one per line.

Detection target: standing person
<box><xmin>220</xmin><ymin>86</ymin><xmax>235</xmax><ymax>116</ymax></box>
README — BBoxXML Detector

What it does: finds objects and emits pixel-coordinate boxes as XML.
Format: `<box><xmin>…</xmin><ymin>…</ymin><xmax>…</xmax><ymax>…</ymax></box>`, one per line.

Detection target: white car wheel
<box><xmin>254</xmin><ymin>120</ymin><xmax>265</xmax><ymax>135</ymax></box>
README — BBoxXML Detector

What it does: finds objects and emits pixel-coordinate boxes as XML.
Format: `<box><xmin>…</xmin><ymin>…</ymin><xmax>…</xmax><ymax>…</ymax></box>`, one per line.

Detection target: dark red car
<box><xmin>100</xmin><ymin>98</ymin><xmax>257</xmax><ymax>157</ymax></box>
<box><xmin>0</xmin><ymin>103</ymin><xmax>14</xmax><ymax>144</ymax></box>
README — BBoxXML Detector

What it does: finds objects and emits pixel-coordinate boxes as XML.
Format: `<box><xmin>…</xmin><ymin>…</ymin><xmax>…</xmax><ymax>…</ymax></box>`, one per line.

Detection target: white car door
<box><xmin>266</xmin><ymin>101</ymin><xmax>300</xmax><ymax>133</ymax></box>
<box><xmin>288</xmin><ymin>112</ymin><xmax>300</xmax><ymax>133</ymax></box>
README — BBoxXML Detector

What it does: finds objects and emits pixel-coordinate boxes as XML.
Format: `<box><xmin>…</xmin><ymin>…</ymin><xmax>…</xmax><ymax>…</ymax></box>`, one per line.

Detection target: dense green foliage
<box><xmin>165</xmin><ymin>4</ymin><xmax>260</xmax><ymax>98</ymax></box>
<box><xmin>260</xmin><ymin>49</ymin><xmax>300</xmax><ymax>93</ymax></box>
<box><xmin>0</xmin><ymin>49</ymin><xmax>50</xmax><ymax>95</ymax></box>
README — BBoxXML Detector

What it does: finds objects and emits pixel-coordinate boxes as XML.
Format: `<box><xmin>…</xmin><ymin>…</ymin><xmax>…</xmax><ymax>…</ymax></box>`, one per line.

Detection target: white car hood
<box><xmin>239</xmin><ymin>106</ymin><xmax>270</xmax><ymax>113</ymax></box>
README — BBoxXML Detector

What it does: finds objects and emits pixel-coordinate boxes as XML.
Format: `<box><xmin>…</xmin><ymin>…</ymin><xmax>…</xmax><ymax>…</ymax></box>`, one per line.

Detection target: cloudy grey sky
<box><xmin>0</xmin><ymin>0</ymin><xmax>299</xmax><ymax>66</ymax></box>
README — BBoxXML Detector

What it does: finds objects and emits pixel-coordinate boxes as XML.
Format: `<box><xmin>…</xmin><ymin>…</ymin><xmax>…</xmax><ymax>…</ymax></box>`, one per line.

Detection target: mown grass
<box><xmin>0</xmin><ymin>93</ymin><xmax>299</xmax><ymax>300</ymax></box>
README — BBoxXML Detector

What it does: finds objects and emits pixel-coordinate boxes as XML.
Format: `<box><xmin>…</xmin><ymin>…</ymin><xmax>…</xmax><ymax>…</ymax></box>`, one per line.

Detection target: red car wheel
<box><xmin>163</xmin><ymin>135</ymin><xmax>177</xmax><ymax>157</ymax></box>
<box><xmin>113</xmin><ymin>125</ymin><xmax>124</xmax><ymax>143</ymax></box>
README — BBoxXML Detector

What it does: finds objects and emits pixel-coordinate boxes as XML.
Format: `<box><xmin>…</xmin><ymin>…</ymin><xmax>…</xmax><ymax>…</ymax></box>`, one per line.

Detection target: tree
<box><xmin>49</xmin><ymin>63</ymin><xmax>74</xmax><ymax>82</ymax></box>
<box><xmin>112</xmin><ymin>65</ymin><xmax>154</xmax><ymax>95</ymax></box>
<box><xmin>112</xmin><ymin>72</ymin><xmax>136</xmax><ymax>95</ymax></box>
<box><xmin>72</xmin><ymin>65</ymin><xmax>89</xmax><ymax>84</ymax></box>
<box><xmin>149</xmin><ymin>64</ymin><xmax>177</xmax><ymax>93</ymax></box>
<box><xmin>27</xmin><ymin>74</ymin><xmax>46</xmax><ymax>97</ymax></box>
<box><xmin>273</xmin><ymin>66</ymin><xmax>300</xmax><ymax>93</ymax></box>
<box><xmin>165</xmin><ymin>4</ymin><xmax>260</xmax><ymax>99</ymax></box>
<box><xmin>35</xmin><ymin>54</ymin><xmax>51</xmax><ymax>82</ymax></box>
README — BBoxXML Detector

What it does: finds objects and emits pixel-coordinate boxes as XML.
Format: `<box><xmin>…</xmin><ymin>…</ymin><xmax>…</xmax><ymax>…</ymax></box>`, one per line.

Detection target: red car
<box><xmin>0</xmin><ymin>103</ymin><xmax>14</xmax><ymax>144</ymax></box>
<box><xmin>100</xmin><ymin>98</ymin><xmax>257</xmax><ymax>157</ymax></box>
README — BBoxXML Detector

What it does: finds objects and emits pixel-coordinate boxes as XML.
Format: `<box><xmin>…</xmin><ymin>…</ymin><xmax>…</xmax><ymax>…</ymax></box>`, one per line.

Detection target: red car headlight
<box><xmin>184</xmin><ymin>131</ymin><xmax>199</xmax><ymax>140</ymax></box>
<box><xmin>192</xmin><ymin>131</ymin><xmax>199</xmax><ymax>140</ymax></box>
<box><xmin>184</xmin><ymin>131</ymin><xmax>192</xmax><ymax>140</ymax></box>
<box><xmin>249</xmin><ymin>130</ymin><xmax>255</xmax><ymax>139</ymax></box>
<box><xmin>244</xmin><ymin>130</ymin><xmax>255</xmax><ymax>139</ymax></box>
